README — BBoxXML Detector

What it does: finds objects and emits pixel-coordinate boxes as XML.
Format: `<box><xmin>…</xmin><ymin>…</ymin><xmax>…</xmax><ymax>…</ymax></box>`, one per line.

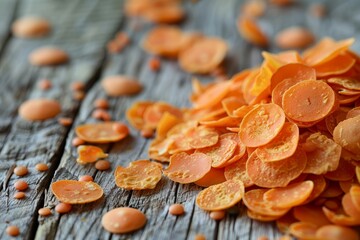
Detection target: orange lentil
<box><xmin>55</xmin><ymin>203</ymin><xmax>72</xmax><ymax>214</ymax></box>
<box><xmin>14</xmin><ymin>165</ymin><xmax>28</xmax><ymax>176</ymax></box>
<box><xmin>194</xmin><ymin>234</ymin><xmax>206</xmax><ymax>240</ymax></box>
<box><xmin>169</xmin><ymin>204</ymin><xmax>185</xmax><ymax>216</ymax></box>
<box><xmin>6</xmin><ymin>225</ymin><xmax>20</xmax><ymax>237</ymax></box>
<box><xmin>38</xmin><ymin>207</ymin><xmax>52</xmax><ymax>216</ymax></box>
<box><xmin>71</xmin><ymin>81</ymin><xmax>85</xmax><ymax>91</ymax></box>
<box><xmin>93</xmin><ymin>98</ymin><xmax>109</xmax><ymax>109</ymax></box>
<box><xmin>210</xmin><ymin>210</ymin><xmax>226</xmax><ymax>220</ymax></box>
<box><xmin>101</xmin><ymin>75</ymin><xmax>142</xmax><ymax>97</ymax></box>
<box><xmin>19</xmin><ymin>98</ymin><xmax>61</xmax><ymax>121</ymax></box>
<box><xmin>141</xmin><ymin>128</ymin><xmax>154</xmax><ymax>138</ymax></box>
<box><xmin>38</xmin><ymin>79</ymin><xmax>52</xmax><ymax>90</ymax></box>
<box><xmin>58</xmin><ymin>117</ymin><xmax>73</xmax><ymax>126</ymax></box>
<box><xmin>29</xmin><ymin>46</ymin><xmax>68</xmax><ymax>66</ymax></box>
<box><xmin>95</xmin><ymin>160</ymin><xmax>111</xmax><ymax>171</ymax></box>
<box><xmin>13</xmin><ymin>192</ymin><xmax>26</xmax><ymax>199</ymax></box>
<box><xmin>72</xmin><ymin>137</ymin><xmax>85</xmax><ymax>147</ymax></box>
<box><xmin>102</xmin><ymin>207</ymin><xmax>147</xmax><ymax>234</ymax></box>
<box><xmin>78</xmin><ymin>175</ymin><xmax>93</xmax><ymax>182</ymax></box>
<box><xmin>12</xmin><ymin>16</ymin><xmax>51</xmax><ymax>38</ymax></box>
<box><xmin>14</xmin><ymin>180</ymin><xmax>28</xmax><ymax>191</ymax></box>
<box><xmin>92</xmin><ymin>109</ymin><xmax>111</xmax><ymax>121</ymax></box>
<box><xmin>72</xmin><ymin>91</ymin><xmax>85</xmax><ymax>100</ymax></box>
<box><xmin>148</xmin><ymin>57</ymin><xmax>161</xmax><ymax>71</ymax></box>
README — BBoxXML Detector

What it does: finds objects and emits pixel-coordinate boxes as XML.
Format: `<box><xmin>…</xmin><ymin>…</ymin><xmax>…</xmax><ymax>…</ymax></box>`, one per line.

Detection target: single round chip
<box><xmin>303</xmin><ymin>132</ymin><xmax>341</xmax><ymax>175</ymax></box>
<box><xmin>316</xmin><ymin>225</ymin><xmax>359</xmax><ymax>240</ymax></box>
<box><xmin>115</xmin><ymin>160</ymin><xmax>162</xmax><ymax>190</ymax></box>
<box><xmin>282</xmin><ymin>80</ymin><xmax>336</xmax><ymax>123</ymax></box>
<box><xmin>75</xmin><ymin>122</ymin><xmax>129</xmax><ymax>143</ymax></box>
<box><xmin>224</xmin><ymin>155</ymin><xmax>254</xmax><ymax>187</ymax></box>
<box><xmin>256</xmin><ymin>122</ymin><xmax>299</xmax><ymax>162</ymax></box>
<box><xmin>102</xmin><ymin>207</ymin><xmax>147</xmax><ymax>234</ymax></box>
<box><xmin>246</xmin><ymin>149</ymin><xmax>307</xmax><ymax>188</ymax></box>
<box><xmin>239</xmin><ymin>103</ymin><xmax>286</xmax><ymax>147</ymax></box>
<box><xmin>163</xmin><ymin>152</ymin><xmax>212</xmax><ymax>184</ymax></box>
<box><xmin>293</xmin><ymin>205</ymin><xmax>331</xmax><ymax>226</ymax></box>
<box><xmin>51</xmin><ymin>180</ymin><xmax>103</xmax><ymax>204</ymax></box>
<box><xmin>126</xmin><ymin>101</ymin><xmax>154</xmax><ymax>130</ymax></box>
<box><xmin>263</xmin><ymin>181</ymin><xmax>314</xmax><ymax>208</ymax></box>
<box><xmin>289</xmin><ymin>222</ymin><xmax>318</xmax><ymax>240</ymax></box>
<box><xmin>333</xmin><ymin>116</ymin><xmax>360</xmax><ymax>155</ymax></box>
<box><xmin>142</xmin><ymin>25</ymin><xmax>185</xmax><ymax>58</ymax></box>
<box><xmin>76</xmin><ymin>145</ymin><xmax>108</xmax><ymax>164</ymax></box>
<box><xmin>196</xmin><ymin>180</ymin><xmax>244</xmax><ymax>211</ymax></box>
<box><xmin>179</xmin><ymin>37</ymin><xmax>228</xmax><ymax>74</ymax></box>
<box><xmin>194</xmin><ymin>167</ymin><xmax>226</xmax><ymax>187</ymax></box>
<box><xmin>237</xmin><ymin>17</ymin><xmax>268</xmax><ymax>47</ymax></box>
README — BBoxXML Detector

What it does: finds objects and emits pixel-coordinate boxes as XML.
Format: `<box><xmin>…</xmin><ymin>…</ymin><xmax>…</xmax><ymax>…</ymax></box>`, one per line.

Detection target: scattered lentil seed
<box><xmin>14</xmin><ymin>192</ymin><xmax>26</xmax><ymax>199</ymax></box>
<box><xmin>79</xmin><ymin>175</ymin><xmax>93</xmax><ymax>182</ymax></box>
<box><xmin>71</xmin><ymin>81</ymin><xmax>85</xmax><ymax>91</ymax></box>
<box><xmin>93</xmin><ymin>98</ymin><xmax>109</xmax><ymax>109</ymax></box>
<box><xmin>194</xmin><ymin>234</ymin><xmax>206</xmax><ymax>240</ymax></box>
<box><xmin>55</xmin><ymin>203</ymin><xmax>72</xmax><ymax>214</ymax></box>
<box><xmin>148</xmin><ymin>57</ymin><xmax>161</xmax><ymax>71</ymax></box>
<box><xmin>14</xmin><ymin>180</ymin><xmax>28</xmax><ymax>191</ymax></box>
<box><xmin>38</xmin><ymin>207</ymin><xmax>52</xmax><ymax>216</ymax></box>
<box><xmin>141</xmin><ymin>128</ymin><xmax>154</xmax><ymax>138</ymax></box>
<box><xmin>73</xmin><ymin>91</ymin><xmax>85</xmax><ymax>100</ymax></box>
<box><xmin>58</xmin><ymin>117</ymin><xmax>73</xmax><ymax>126</ymax></box>
<box><xmin>38</xmin><ymin>79</ymin><xmax>52</xmax><ymax>90</ymax></box>
<box><xmin>35</xmin><ymin>163</ymin><xmax>49</xmax><ymax>172</ymax></box>
<box><xmin>169</xmin><ymin>204</ymin><xmax>185</xmax><ymax>216</ymax></box>
<box><xmin>14</xmin><ymin>166</ymin><xmax>28</xmax><ymax>176</ymax></box>
<box><xmin>210</xmin><ymin>210</ymin><xmax>226</xmax><ymax>220</ymax></box>
<box><xmin>72</xmin><ymin>137</ymin><xmax>85</xmax><ymax>147</ymax></box>
<box><xmin>95</xmin><ymin>160</ymin><xmax>111</xmax><ymax>171</ymax></box>
<box><xmin>6</xmin><ymin>225</ymin><xmax>20</xmax><ymax>237</ymax></box>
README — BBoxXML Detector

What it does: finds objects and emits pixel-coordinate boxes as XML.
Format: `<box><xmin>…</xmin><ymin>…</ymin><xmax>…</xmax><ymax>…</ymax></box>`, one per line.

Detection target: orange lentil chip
<box><xmin>72</xmin><ymin>137</ymin><xmax>85</xmax><ymax>147</ymax></box>
<box><xmin>51</xmin><ymin>180</ymin><xmax>103</xmax><ymax>204</ymax></box>
<box><xmin>246</xmin><ymin>148</ymin><xmax>307</xmax><ymax>188</ymax></box>
<box><xmin>14</xmin><ymin>180</ymin><xmax>28</xmax><ymax>191</ymax></box>
<box><xmin>38</xmin><ymin>79</ymin><xmax>52</xmax><ymax>90</ymax></box>
<box><xmin>237</xmin><ymin>17</ymin><xmax>268</xmax><ymax>47</ymax></box>
<box><xmin>194</xmin><ymin>167</ymin><xmax>227</xmax><ymax>188</ymax></box>
<box><xmin>263</xmin><ymin>180</ymin><xmax>314</xmax><ymax>208</ymax></box>
<box><xmin>14</xmin><ymin>192</ymin><xmax>26</xmax><ymax>199</ymax></box>
<box><xmin>76</xmin><ymin>122</ymin><xmax>129</xmax><ymax>143</ymax></box>
<box><xmin>239</xmin><ymin>103</ymin><xmax>286</xmax><ymax>147</ymax></box>
<box><xmin>58</xmin><ymin>117</ymin><xmax>73</xmax><ymax>126</ymax></box>
<box><xmin>93</xmin><ymin>98</ymin><xmax>109</xmax><ymax>109</ymax></box>
<box><xmin>169</xmin><ymin>204</ymin><xmax>185</xmax><ymax>216</ymax></box>
<box><xmin>196</xmin><ymin>180</ymin><xmax>244</xmax><ymax>211</ymax></box>
<box><xmin>79</xmin><ymin>175</ymin><xmax>93</xmax><ymax>182</ymax></box>
<box><xmin>275</xmin><ymin>27</ymin><xmax>314</xmax><ymax>49</ymax></box>
<box><xmin>289</xmin><ymin>222</ymin><xmax>318</xmax><ymax>240</ymax></box>
<box><xmin>38</xmin><ymin>207</ymin><xmax>52</xmax><ymax>216</ymax></box>
<box><xmin>95</xmin><ymin>160</ymin><xmax>111</xmax><ymax>171</ymax></box>
<box><xmin>179</xmin><ymin>37</ymin><xmax>228</xmax><ymax>74</ymax></box>
<box><xmin>76</xmin><ymin>145</ymin><xmax>108</xmax><ymax>164</ymax></box>
<box><xmin>316</xmin><ymin>225</ymin><xmax>359</xmax><ymax>240</ymax></box>
<box><xmin>102</xmin><ymin>207</ymin><xmax>147</xmax><ymax>234</ymax></box>
<box><xmin>6</xmin><ymin>225</ymin><xmax>20</xmax><ymax>237</ymax></box>
<box><xmin>282</xmin><ymin>80</ymin><xmax>336</xmax><ymax>123</ymax></box>
<box><xmin>293</xmin><ymin>205</ymin><xmax>331</xmax><ymax>227</ymax></box>
<box><xmin>55</xmin><ymin>202</ymin><xmax>72</xmax><ymax>214</ymax></box>
<box><xmin>163</xmin><ymin>152</ymin><xmax>212</xmax><ymax>184</ymax></box>
<box><xmin>35</xmin><ymin>163</ymin><xmax>49</xmax><ymax>172</ymax></box>
<box><xmin>224</xmin><ymin>155</ymin><xmax>254</xmax><ymax>187</ymax></box>
<box><xmin>115</xmin><ymin>160</ymin><xmax>162</xmax><ymax>190</ymax></box>
<box><xmin>210</xmin><ymin>210</ymin><xmax>226</xmax><ymax>221</ymax></box>
<box><xmin>333</xmin><ymin>115</ymin><xmax>360</xmax><ymax>156</ymax></box>
<box><xmin>14</xmin><ymin>165</ymin><xmax>28</xmax><ymax>176</ymax></box>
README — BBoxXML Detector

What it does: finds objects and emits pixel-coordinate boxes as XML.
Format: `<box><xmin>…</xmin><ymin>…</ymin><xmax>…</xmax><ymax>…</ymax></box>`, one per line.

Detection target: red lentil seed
<box><xmin>35</xmin><ymin>163</ymin><xmax>49</xmax><ymax>172</ymax></box>
<box><xmin>6</xmin><ymin>225</ymin><xmax>20</xmax><ymax>237</ymax></box>
<box><xmin>12</xmin><ymin>16</ymin><xmax>51</xmax><ymax>38</ymax></box>
<box><xmin>95</xmin><ymin>160</ymin><xmax>111</xmax><ymax>171</ymax></box>
<box><xmin>14</xmin><ymin>180</ymin><xmax>28</xmax><ymax>191</ymax></box>
<box><xmin>55</xmin><ymin>203</ymin><xmax>72</xmax><ymax>214</ymax></box>
<box><xmin>78</xmin><ymin>175</ymin><xmax>93</xmax><ymax>182</ymax></box>
<box><xmin>141</xmin><ymin>128</ymin><xmax>154</xmax><ymax>138</ymax></box>
<box><xmin>38</xmin><ymin>79</ymin><xmax>52</xmax><ymax>90</ymax></box>
<box><xmin>194</xmin><ymin>234</ymin><xmax>206</xmax><ymax>240</ymax></box>
<box><xmin>71</xmin><ymin>81</ymin><xmax>85</xmax><ymax>91</ymax></box>
<box><xmin>29</xmin><ymin>46</ymin><xmax>69</xmax><ymax>66</ymax></box>
<box><xmin>58</xmin><ymin>117</ymin><xmax>73</xmax><ymax>126</ymax></box>
<box><xmin>38</xmin><ymin>207</ymin><xmax>52</xmax><ymax>216</ymax></box>
<box><xmin>72</xmin><ymin>137</ymin><xmax>85</xmax><ymax>147</ymax></box>
<box><xmin>14</xmin><ymin>192</ymin><xmax>26</xmax><ymax>199</ymax></box>
<box><xmin>72</xmin><ymin>91</ymin><xmax>85</xmax><ymax>100</ymax></box>
<box><xmin>169</xmin><ymin>204</ymin><xmax>185</xmax><ymax>216</ymax></box>
<box><xmin>14</xmin><ymin>165</ymin><xmax>28</xmax><ymax>176</ymax></box>
<box><xmin>210</xmin><ymin>210</ymin><xmax>226</xmax><ymax>220</ymax></box>
<box><xmin>93</xmin><ymin>98</ymin><xmax>109</xmax><ymax>109</ymax></box>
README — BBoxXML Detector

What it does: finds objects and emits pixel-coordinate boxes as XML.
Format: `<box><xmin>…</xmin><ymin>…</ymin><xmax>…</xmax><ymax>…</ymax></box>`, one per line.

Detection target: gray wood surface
<box><xmin>1</xmin><ymin>0</ymin><xmax>360</xmax><ymax>239</ymax></box>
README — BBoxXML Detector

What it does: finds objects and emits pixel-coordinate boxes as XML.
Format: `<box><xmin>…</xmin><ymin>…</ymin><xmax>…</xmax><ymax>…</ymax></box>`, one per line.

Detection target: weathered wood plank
<box><xmin>0</xmin><ymin>0</ymin><xmax>17</xmax><ymax>53</ymax></box>
<box><xmin>0</xmin><ymin>0</ymin><xmax>123</xmax><ymax>239</ymax></box>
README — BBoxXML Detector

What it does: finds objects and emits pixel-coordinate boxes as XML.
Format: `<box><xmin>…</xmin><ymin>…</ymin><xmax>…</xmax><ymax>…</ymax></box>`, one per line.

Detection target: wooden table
<box><xmin>1</xmin><ymin>0</ymin><xmax>360</xmax><ymax>239</ymax></box>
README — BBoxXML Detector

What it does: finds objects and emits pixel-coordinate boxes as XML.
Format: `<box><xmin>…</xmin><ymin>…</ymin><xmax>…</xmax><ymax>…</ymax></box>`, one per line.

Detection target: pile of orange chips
<box><xmin>127</xmin><ymin>37</ymin><xmax>360</xmax><ymax>239</ymax></box>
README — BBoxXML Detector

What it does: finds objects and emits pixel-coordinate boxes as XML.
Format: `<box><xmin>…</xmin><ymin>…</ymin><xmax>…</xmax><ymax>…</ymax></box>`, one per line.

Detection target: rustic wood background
<box><xmin>1</xmin><ymin>0</ymin><xmax>360</xmax><ymax>239</ymax></box>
